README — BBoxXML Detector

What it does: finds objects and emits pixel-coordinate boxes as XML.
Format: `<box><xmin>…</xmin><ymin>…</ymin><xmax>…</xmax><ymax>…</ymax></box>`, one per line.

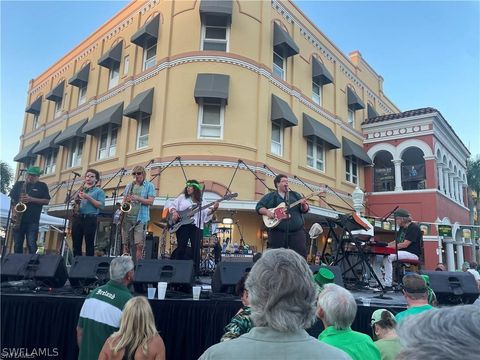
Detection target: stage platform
<box><xmin>0</xmin><ymin>278</ymin><xmax>407</xmax><ymax>360</ymax></box>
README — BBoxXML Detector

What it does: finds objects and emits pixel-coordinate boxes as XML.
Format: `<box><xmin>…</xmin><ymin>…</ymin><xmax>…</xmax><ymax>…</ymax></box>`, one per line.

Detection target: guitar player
<box><xmin>256</xmin><ymin>174</ymin><xmax>309</xmax><ymax>257</ymax></box>
<box><xmin>169</xmin><ymin>180</ymin><xmax>219</xmax><ymax>276</ymax></box>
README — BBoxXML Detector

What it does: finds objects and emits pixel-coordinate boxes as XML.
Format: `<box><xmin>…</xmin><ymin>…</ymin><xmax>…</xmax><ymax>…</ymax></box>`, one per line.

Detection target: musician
<box><xmin>383</xmin><ymin>208</ymin><xmax>422</xmax><ymax>289</ymax></box>
<box><xmin>121</xmin><ymin>166</ymin><xmax>155</xmax><ymax>261</ymax></box>
<box><xmin>256</xmin><ymin>174</ymin><xmax>309</xmax><ymax>257</ymax></box>
<box><xmin>9</xmin><ymin>166</ymin><xmax>50</xmax><ymax>254</ymax></box>
<box><xmin>72</xmin><ymin>169</ymin><xmax>105</xmax><ymax>257</ymax></box>
<box><xmin>169</xmin><ymin>180</ymin><xmax>218</xmax><ymax>276</ymax></box>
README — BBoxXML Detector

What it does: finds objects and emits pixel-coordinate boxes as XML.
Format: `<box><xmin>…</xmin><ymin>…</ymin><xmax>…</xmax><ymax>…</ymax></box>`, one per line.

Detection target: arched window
<box><xmin>401</xmin><ymin>147</ymin><xmax>425</xmax><ymax>190</ymax></box>
<box><xmin>373</xmin><ymin>151</ymin><xmax>394</xmax><ymax>192</ymax></box>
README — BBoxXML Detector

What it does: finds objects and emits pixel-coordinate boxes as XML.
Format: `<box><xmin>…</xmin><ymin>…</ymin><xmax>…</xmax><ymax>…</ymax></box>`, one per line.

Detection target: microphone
<box><xmin>72</xmin><ymin>171</ymin><xmax>82</xmax><ymax>177</ymax></box>
<box><xmin>19</xmin><ymin>169</ymin><xmax>27</xmax><ymax>173</ymax></box>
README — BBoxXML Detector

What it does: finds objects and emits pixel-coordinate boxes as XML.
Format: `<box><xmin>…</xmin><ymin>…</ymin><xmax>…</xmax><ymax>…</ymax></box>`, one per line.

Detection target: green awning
<box><xmin>46</xmin><ymin>81</ymin><xmax>65</xmax><ymax>102</ymax></box>
<box><xmin>273</xmin><ymin>22</ymin><xmax>299</xmax><ymax>58</ymax></box>
<box><xmin>194</xmin><ymin>74</ymin><xmax>230</xmax><ymax>104</ymax></box>
<box><xmin>14</xmin><ymin>141</ymin><xmax>39</xmax><ymax>162</ymax></box>
<box><xmin>303</xmin><ymin>113</ymin><xmax>340</xmax><ymax>149</ymax></box>
<box><xmin>342</xmin><ymin>137</ymin><xmax>372</xmax><ymax>165</ymax></box>
<box><xmin>124</xmin><ymin>88</ymin><xmax>154</xmax><ymax>119</ymax></box>
<box><xmin>54</xmin><ymin>119</ymin><xmax>88</xmax><ymax>146</ymax></box>
<box><xmin>33</xmin><ymin>132</ymin><xmax>61</xmax><ymax>154</ymax></box>
<box><xmin>199</xmin><ymin>0</ymin><xmax>232</xmax><ymax>24</ymax></box>
<box><xmin>25</xmin><ymin>97</ymin><xmax>42</xmax><ymax>115</ymax></box>
<box><xmin>271</xmin><ymin>94</ymin><xmax>297</xmax><ymax>127</ymax></box>
<box><xmin>82</xmin><ymin>102</ymin><xmax>124</xmax><ymax>135</ymax></box>
<box><xmin>312</xmin><ymin>58</ymin><xmax>333</xmax><ymax>85</ymax></box>
<box><xmin>347</xmin><ymin>87</ymin><xmax>365</xmax><ymax>111</ymax></box>
<box><xmin>131</xmin><ymin>15</ymin><xmax>159</xmax><ymax>49</ymax></box>
<box><xmin>68</xmin><ymin>63</ymin><xmax>90</xmax><ymax>88</ymax></box>
<box><xmin>98</xmin><ymin>41</ymin><xmax>123</xmax><ymax>69</ymax></box>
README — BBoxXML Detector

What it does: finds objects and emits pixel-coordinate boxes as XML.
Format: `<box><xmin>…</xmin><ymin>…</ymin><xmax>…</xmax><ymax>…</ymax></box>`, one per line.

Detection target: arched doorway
<box><xmin>401</xmin><ymin>147</ymin><xmax>426</xmax><ymax>190</ymax></box>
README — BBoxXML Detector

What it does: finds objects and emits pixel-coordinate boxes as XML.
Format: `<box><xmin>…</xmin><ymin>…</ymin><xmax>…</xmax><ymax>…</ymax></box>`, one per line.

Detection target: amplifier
<box><xmin>221</xmin><ymin>254</ymin><xmax>253</xmax><ymax>262</ymax></box>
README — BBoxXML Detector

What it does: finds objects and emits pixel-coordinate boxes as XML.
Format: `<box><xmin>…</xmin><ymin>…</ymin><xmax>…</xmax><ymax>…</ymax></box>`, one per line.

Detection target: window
<box><xmin>123</xmin><ymin>56</ymin><xmax>129</xmax><ymax>76</ymax></box>
<box><xmin>198</xmin><ymin>100</ymin><xmax>224</xmax><ymax>139</ymax></box>
<box><xmin>307</xmin><ymin>138</ymin><xmax>325</xmax><ymax>171</ymax></box>
<box><xmin>44</xmin><ymin>149</ymin><xmax>57</xmax><ymax>175</ymax></box>
<box><xmin>54</xmin><ymin>99</ymin><xmax>62</xmax><ymax>116</ymax></box>
<box><xmin>137</xmin><ymin>115</ymin><xmax>150</xmax><ymax>149</ymax></box>
<box><xmin>347</xmin><ymin>109</ymin><xmax>355</xmax><ymax>126</ymax></box>
<box><xmin>108</xmin><ymin>63</ymin><xmax>120</xmax><ymax>89</ymax></box>
<box><xmin>97</xmin><ymin>124</ymin><xmax>118</xmax><ymax>160</ymax></box>
<box><xmin>33</xmin><ymin>114</ymin><xmax>39</xmax><ymax>130</ymax></box>
<box><xmin>273</xmin><ymin>50</ymin><xmax>285</xmax><ymax>80</ymax></box>
<box><xmin>345</xmin><ymin>156</ymin><xmax>358</xmax><ymax>184</ymax></box>
<box><xmin>201</xmin><ymin>16</ymin><xmax>229</xmax><ymax>51</ymax></box>
<box><xmin>312</xmin><ymin>81</ymin><xmax>322</xmax><ymax>105</ymax></box>
<box><xmin>271</xmin><ymin>122</ymin><xmax>283</xmax><ymax>156</ymax></box>
<box><xmin>143</xmin><ymin>44</ymin><xmax>157</xmax><ymax>70</ymax></box>
<box><xmin>78</xmin><ymin>84</ymin><xmax>87</xmax><ymax>106</ymax></box>
<box><xmin>67</xmin><ymin>138</ymin><xmax>84</xmax><ymax>168</ymax></box>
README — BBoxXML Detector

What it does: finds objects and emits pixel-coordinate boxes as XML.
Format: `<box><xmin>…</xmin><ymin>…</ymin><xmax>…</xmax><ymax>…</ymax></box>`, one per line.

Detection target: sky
<box><xmin>1</xmin><ymin>0</ymin><xmax>479</xmax><ymax>174</ymax></box>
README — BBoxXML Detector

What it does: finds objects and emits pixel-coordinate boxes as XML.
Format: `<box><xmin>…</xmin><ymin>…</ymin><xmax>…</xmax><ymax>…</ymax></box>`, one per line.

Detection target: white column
<box><xmin>443</xmin><ymin>168</ymin><xmax>450</xmax><ymax>196</ymax></box>
<box><xmin>456</xmin><ymin>241</ymin><xmax>464</xmax><ymax>270</ymax></box>
<box><xmin>448</xmin><ymin>171</ymin><xmax>455</xmax><ymax>198</ymax></box>
<box><xmin>452</xmin><ymin>177</ymin><xmax>459</xmax><ymax>201</ymax></box>
<box><xmin>457</xmin><ymin>180</ymin><xmax>464</xmax><ymax>205</ymax></box>
<box><xmin>437</xmin><ymin>164</ymin><xmax>444</xmax><ymax>192</ymax></box>
<box><xmin>445</xmin><ymin>239</ymin><xmax>455</xmax><ymax>271</ymax></box>
<box><xmin>392</xmin><ymin>159</ymin><xmax>403</xmax><ymax>191</ymax></box>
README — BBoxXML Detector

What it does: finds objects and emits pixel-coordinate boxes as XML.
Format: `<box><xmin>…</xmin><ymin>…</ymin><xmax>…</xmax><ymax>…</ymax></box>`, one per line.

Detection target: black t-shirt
<box><xmin>398</xmin><ymin>222</ymin><xmax>422</xmax><ymax>257</ymax></box>
<box><xmin>9</xmin><ymin>180</ymin><xmax>51</xmax><ymax>224</ymax></box>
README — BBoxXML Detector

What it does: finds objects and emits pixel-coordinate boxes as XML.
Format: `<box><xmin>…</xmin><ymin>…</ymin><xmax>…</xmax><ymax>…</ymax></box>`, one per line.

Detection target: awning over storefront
<box><xmin>124</xmin><ymin>88</ymin><xmax>154</xmax><ymax>119</ymax></box>
<box><xmin>46</xmin><ymin>81</ymin><xmax>65</xmax><ymax>103</ymax></box>
<box><xmin>312</xmin><ymin>58</ymin><xmax>333</xmax><ymax>85</ymax></box>
<box><xmin>82</xmin><ymin>102</ymin><xmax>124</xmax><ymax>135</ymax></box>
<box><xmin>367</xmin><ymin>104</ymin><xmax>379</xmax><ymax>119</ymax></box>
<box><xmin>271</xmin><ymin>94</ymin><xmax>297</xmax><ymax>127</ymax></box>
<box><xmin>33</xmin><ymin>132</ymin><xmax>61</xmax><ymax>154</ymax></box>
<box><xmin>98</xmin><ymin>41</ymin><xmax>123</xmax><ymax>69</ymax></box>
<box><xmin>54</xmin><ymin>119</ymin><xmax>88</xmax><ymax>146</ymax></box>
<box><xmin>14</xmin><ymin>141</ymin><xmax>39</xmax><ymax>162</ymax></box>
<box><xmin>25</xmin><ymin>96</ymin><xmax>42</xmax><ymax>115</ymax></box>
<box><xmin>273</xmin><ymin>22</ymin><xmax>299</xmax><ymax>58</ymax></box>
<box><xmin>347</xmin><ymin>87</ymin><xmax>365</xmax><ymax>111</ymax></box>
<box><xmin>68</xmin><ymin>63</ymin><xmax>90</xmax><ymax>88</ymax></box>
<box><xmin>199</xmin><ymin>0</ymin><xmax>232</xmax><ymax>24</ymax></box>
<box><xmin>194</xmin><ymin>74</ymin><xmax>230</xmax><ymax>104</ymax></box>
<box><xmin>302</xmin><ymin>113</ymin><xmax>341</xmax><ymax>149</ymax></box>
<box><xmin>342</xmin><ymin>137</ymin><xmax>372</xmax><ymax>165</ymax></box>
<box><xmin>131</xmin><ymin>15</ymin><xmax>160</xmax><ymax>48</ymax></box>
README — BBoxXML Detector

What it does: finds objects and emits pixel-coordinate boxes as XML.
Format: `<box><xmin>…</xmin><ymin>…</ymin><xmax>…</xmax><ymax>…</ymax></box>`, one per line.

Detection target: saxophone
<box><xmin>119</xmin><ymin>181</ymin><xmax>135</xmax><ymax>223</ymax></box>
<box><xmin>13</xmin><ymin>181</ymin><xmax>28</xmax><ymax>230</ymax></box>
<box><xmin>71</xmin><ymin>182</ymin><xmax>86</xmax><ymax>216</ymax></box>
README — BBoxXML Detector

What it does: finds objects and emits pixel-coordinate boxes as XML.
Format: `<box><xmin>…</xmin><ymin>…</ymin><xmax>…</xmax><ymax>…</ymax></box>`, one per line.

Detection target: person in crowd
<box><xmin>220</xmin><ymin>272</ymin><xmax>253</xmax><ymax>341</ymax></box>
<box><xmin>434</xmin><ymin>262</ymin><xmax>446</xmax><ymax>271</ymax></box>
<box><xmin>168</xmin><ymin>180</ymin><xmax>218</xmax><ymax>276</ymax></box>
<box><xmin>71</xmin><ymin>169</ymin><xmax>105</xmax><ymax>257</ymax></box>
<box><xmin>256</xmin><ymin>174</ymin><xmax>309</xmax><ymax>257</ymax></box>
<box><xmin>396</xmin><ymin>305</ymin><xmax>480</xmax><ymax>360</ymax></box>
<box><xmin>121</xmin><ymin>166</ymin><xmax>155</xmax><ymax>261</ymax></box>
<box><xmin>462</xmin><ymin>261</ymin><xmax>480</xmax><ymax>289</ymax></box>
<box><xmin>9</xmin><ymin>166</ymin><xmax>50</xmax><ymax>254</ymax></box>
<box><xmin>382</xmin><ymin>208</ymin><xmax>422</xmax><ymax>291</ymax></box>
<box><xmin>316</xmin><ymin>283</ymin><xmax>380</xmax><ymax>360</ymax></box>
<box><xmin>98</xmin><ymin>296</ymin><xmax>166</xmax><ymax>360</ymax></box>
<box><xmin>313</xmin><ymin>267</ymin><xmax>335</xmax><ymax>291</ymax></box>
<box><xmin>370</xmin><ymin>309</ymin><xmax>401</xmax><ymax>360</ymax></box>
<box><xmin>395</xmin><ymin>273</ymin><xmax>433</xmax><ymax>324</ymax></box>
<box><xmin>199</xmin><ymin>249</ymin><xmax>351</xmax><ymax>360</ymax></box>
<box><xmin>420</xmin><ymin>274</ymin><xmax>438</xmax><ymax>306</ymax></box>
<box><xmin>77</xmin><ymin>256</ymin><xmax>134</xmax><ymax>360</ymax></box>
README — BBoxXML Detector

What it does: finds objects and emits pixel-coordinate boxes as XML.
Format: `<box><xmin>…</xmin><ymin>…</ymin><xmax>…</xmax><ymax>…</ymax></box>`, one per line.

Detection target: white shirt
<box><xmin>170</xmin><ymin>194</ymin><xmax>213</xmax><ymax>229</ymax></box>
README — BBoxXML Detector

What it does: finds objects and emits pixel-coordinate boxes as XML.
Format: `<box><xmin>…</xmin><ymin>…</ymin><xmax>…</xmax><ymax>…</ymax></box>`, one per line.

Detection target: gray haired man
<box><xmin>199</xmin><ymin>248</ymin><xmax>351</xmax><ymax>360</ymax></box>
<box><xmin>76</xmin><ymin>256</ymin><xmax>134</xmax><ymax>360</ymax></box>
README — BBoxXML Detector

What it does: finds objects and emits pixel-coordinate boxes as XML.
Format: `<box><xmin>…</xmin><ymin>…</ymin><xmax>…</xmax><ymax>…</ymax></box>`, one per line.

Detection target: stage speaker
<box><xmin>1</xmin><ymin>254</ymin><xmax>67</xmax><ymax>288</ymax></box>
<box><xmin>144</xmin><ymin>234</ymin><xmax>159</xmax><ymax>260</ymax></box>
<box><xmin>309</xmin><ymin>265</ymin><xmax>345</xmax><ymax>288</ymax></box>
<box><xmin>69</xmin><ymin>256</ymin><xmax>113</xmax><ymax>287</ymax></box>
<box><xmin>212</xmin><ymin>261</ymin><xmax>254</xmax><ymax>294</ymax></box>
<box><xmin>133</xmin><ymin>259</ymin><xmax>194</xmax><ymax>293</ymax></box>
<box><xmin>421</xmin><ymin>271</ymin><xmax>480</xmax><ymax>305</ymax></box>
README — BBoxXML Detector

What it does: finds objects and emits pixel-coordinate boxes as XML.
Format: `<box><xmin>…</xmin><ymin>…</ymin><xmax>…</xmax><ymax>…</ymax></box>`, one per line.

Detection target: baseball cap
<box><xmin>26</xmin><ymin>166</ymin><xmax>42</xmax><ymax>176</ymax></box>
<box><xmin>394</xmin><ymin>208</ymin><xmax>410</xmax><ymax>218</ymax></box>
<box><xmin>370</xmin><ymin>308</ymin><xmax>395</xmax><ymax>326</ymax></box>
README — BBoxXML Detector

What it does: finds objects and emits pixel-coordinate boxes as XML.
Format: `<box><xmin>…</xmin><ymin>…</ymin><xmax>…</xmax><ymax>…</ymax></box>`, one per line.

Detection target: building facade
<box><xmin>14</xmin><ymin>0</ymin><xmax>399</xmax><ymax>256</ymax></box>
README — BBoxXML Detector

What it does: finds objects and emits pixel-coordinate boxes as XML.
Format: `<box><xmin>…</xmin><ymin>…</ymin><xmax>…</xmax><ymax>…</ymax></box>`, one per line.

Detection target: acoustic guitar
<box><xmin>262</xmin><ymin>191</ymin><xmax>322</xmax><ymax>229</ymax></box>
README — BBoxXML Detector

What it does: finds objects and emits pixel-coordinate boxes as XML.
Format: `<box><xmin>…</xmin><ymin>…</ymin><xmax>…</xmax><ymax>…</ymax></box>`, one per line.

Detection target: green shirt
<box><xmin>319</xmin><ymin>326</ymin><xmax>381</xmax><ymax>360</ymax></box>
<box><xmin>395</xmin><ymin>304</ymin><xmax>433</xmax><ymax>324</ymax></box>
<box><xmin>77</xmin><ymin>280</ymin><xmax>133</xmax><ymax>360</ymax></box>
<box><xmin>374</xmin><ymin>338</ymin><xmax>402</xmax><ymax>360</ymax></box>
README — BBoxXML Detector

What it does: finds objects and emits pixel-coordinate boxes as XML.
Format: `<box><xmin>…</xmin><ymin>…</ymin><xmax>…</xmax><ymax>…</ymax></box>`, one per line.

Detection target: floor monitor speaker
<box><xmin>69</xmin><ymin>256</ymin><xmax>113</xmax><ymax>287</ymax></box>
<box><xmin>133</xmin><ymin>259</ymin><xmax>194</xmax><ymax>293</ymax></box>
<box><xmin>212</xmin><ymin>261</ymin><xmax>254</xmax><ymax>294</ymax></box>
<box><xmin>421</xmin><ymin>270</ymin><xmax>479</xmax><ymax>305</ymax></box>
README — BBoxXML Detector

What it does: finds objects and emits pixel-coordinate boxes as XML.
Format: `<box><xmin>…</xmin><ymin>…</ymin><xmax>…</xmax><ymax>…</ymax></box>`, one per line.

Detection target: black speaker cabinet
<box><xmin>1</xmin><ymin>254</ymin><xmax>67</xmax><ymax>288</ymax></box>
<box><xmin>133</xmin><ymin>259</ymin><xmax>194</xmax><ymax>293</ymax></box>
<box><xmin>212</xmin><ymin>261</ymin><xmax>254</xmax><ymax>294</ymax></box>
<box><xmin>421</xmin><ymin>270</ymin><xmax>480</xmax><ymax>305</ymax></box>
<box><xmin>309</xmin><ymin>265</ymin><xmax>345</xmax><ymax>288</ymax></box>
<box><xmin>144</xmin><ymin>234</ymin><xmax>159</xmax><ymax>260</ymax></box>
<box><xmin>69</xmin><ymin>256</ymin><xmax>114</xmax><ymax>287</ymax></box>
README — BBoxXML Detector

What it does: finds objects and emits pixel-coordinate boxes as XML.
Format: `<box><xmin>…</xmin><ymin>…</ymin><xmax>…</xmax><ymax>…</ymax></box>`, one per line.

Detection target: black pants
<box><xmin>175</xmin><ymin>224</ymin><xmax>201</xmax><ymax>276</ymax></box>
<box><xmin>267</xmin><ymin>228</ymin><xmax>307</xmax><ymax>257</ymax></box>
<box><xmin>72</xmin><ymin>215</ymin><xmax>97</xmax><ymax>257</ymax></box>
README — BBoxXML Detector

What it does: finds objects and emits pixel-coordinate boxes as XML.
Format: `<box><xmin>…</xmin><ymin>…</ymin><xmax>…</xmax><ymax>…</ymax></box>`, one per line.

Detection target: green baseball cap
<box><xmin>26</xmin><ymin>166</ymin><xmax>42</xmax><ymax>176</ymax></box>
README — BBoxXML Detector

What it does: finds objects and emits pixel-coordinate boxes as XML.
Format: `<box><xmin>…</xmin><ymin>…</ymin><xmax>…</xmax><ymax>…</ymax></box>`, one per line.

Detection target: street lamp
<box><xmin>352</xmin><ymin>186</ymin><xmax>364</xmax><ymax>215</ymax></box>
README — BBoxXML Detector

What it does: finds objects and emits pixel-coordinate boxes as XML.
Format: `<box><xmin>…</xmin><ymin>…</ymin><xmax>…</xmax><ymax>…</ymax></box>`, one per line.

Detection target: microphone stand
<box><xmin>149</xmin><ymin>156</ymin><xmax>181</xmax><ymax>183</ymax></box>
<box><xmin>108</xmin><ymin>168</ymin><xmax>127</xmax><ymax>256</ymax></box>
<box><xmin>262</xmin><ymin>163</ymin><xmax>277</xmax><ymax>177</ymax></box>
<box><xmin>49</xmin><ymin>181</ymin><xmax>65</xmax><ymax>200</ymax></box>
<box><xmin>60</xmin><ymin>173</ymin><xmax>80</xmax><ymax>260</ymax></box>
<box><xmin>2</xmin><ymin>169</ymin><xmax>27</xmax><ymax>257</ymax></box>
<box><xmin>238</xmin><ymin>159</ymin><xmax>274</xmax><ymax>192</ymax></box>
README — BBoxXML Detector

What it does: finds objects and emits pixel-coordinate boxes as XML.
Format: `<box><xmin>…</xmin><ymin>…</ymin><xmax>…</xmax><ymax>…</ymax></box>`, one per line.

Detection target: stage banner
<box><xmin>461</xmin><ymin>227</ymin><xmax>471</xmax><ymax>239</ymax></box>
<box><xmin>419</xmin><ymin>223</ymin><xmax>430</xmax><ymax>235</ymax></box>
<box><xmin>438</xmin><ymin>224</ymin><xmax>452</xmax><ymax>237</ymax></box>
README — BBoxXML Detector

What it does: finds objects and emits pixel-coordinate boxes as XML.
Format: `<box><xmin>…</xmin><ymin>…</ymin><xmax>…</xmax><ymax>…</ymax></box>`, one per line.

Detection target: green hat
<box><xmin>421</xmin><ymin>274</ymin><xmax>430</xmax><ymax>286</ymax></box>
<box><xmin>313</xmin><ymin>267</ymin><xmax>335</xmax><ymax>287</ymax></box>
<box><xmin>26</xmin><ymin>166</ymin><xmax>42</xmax><ymax>176</ymax></box>
<box><xmin>394</xmin><ymin>208</ymin><xmax>410</xmax><ymax>218</ymax></box>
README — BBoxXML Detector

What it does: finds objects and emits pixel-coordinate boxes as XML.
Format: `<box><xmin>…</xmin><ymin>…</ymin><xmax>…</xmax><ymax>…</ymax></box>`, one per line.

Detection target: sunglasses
<box><xmin>132</xmin><ymin>172</ymin><xmax>144</xmax><ymax>176</ymax></box>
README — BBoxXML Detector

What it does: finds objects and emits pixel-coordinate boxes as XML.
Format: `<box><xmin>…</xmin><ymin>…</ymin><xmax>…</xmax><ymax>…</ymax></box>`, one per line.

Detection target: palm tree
<box><xmin>467</xmin><ymin>156</ymin><xmax>480</xmax><ymax>225</ymax></box>
<box><xmin>0</xmin><ymin>161</ymin><xmax>13</xmax><ymax>194</ymax></box>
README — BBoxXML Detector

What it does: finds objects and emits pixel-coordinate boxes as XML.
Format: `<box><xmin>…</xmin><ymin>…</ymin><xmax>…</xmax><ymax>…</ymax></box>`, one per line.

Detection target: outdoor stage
<box><xmin>0</xmin><ymin>284</ymin><xmax>407</xmax><ymax>360</ymax></box>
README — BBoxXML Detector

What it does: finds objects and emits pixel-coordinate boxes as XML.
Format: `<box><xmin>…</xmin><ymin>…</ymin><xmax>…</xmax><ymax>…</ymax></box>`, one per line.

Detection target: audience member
<box><xmin>220</xmin><ymin>272</ymin><xmax>253</xmax><ymax>341</ymax></box>
<box><xmin>370</xmin><ymin>309</ymin><xmax>401</xmax><ymax>360</ymax></box>
<box><xmin>420</xmin><ymin>274</ymin><xmax>438</xmax><ymax>306</ymax></box>
<box><xmin>199</xmin><ymin>249</ymin><xmax>351</xmax><ymax>360</ymax></box>
<box><xmin>99</xmin><ymin>296</ymin><xmax>165</xmax><ymax>360</ymax></box>
<box><xmin>396</xmin><ymin>305</ymin><xmax>480</xmax><ymax>360</ymax></box>
<box><xmin>462</xmin><ymin>261</ymin><xmax>480</xmax><ymax>289</ymax></box>
<box><xmin>316</xmin><ymin>283</ymin><xmax>380</xmax><ymax>360</ymax></box>
<box><xmin>313</xmin><ymin>267</ymin><xmax>335</xmax><ymax>291</ymax></box>
<box><xmin>395</xmin><ymin>274</ymin><xmax>433</xmax><ymax>324</ymax></box>
<box><xmin>434</xmin><ymin>263</ymin><xmax>446</xmax><ymax>271</ymax></box>
<box><xmin>77</xmin><ymin>256</ymin><xmax>134</xmax><ymax>360</ymax></box>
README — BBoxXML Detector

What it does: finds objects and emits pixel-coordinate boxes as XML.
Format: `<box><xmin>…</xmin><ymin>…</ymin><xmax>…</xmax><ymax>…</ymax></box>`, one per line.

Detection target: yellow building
<box><xmin>14</xmin><ymin>0</ymin><xmax>399</xmax><ymax>255</ymax></box>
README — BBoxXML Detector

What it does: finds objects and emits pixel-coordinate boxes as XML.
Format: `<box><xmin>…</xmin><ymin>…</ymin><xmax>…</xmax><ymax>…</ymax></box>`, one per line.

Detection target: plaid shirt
<box><xmin>124</xmin><ymin>180</ymin><xmax>155</xmax><ymax>224</ymax></box>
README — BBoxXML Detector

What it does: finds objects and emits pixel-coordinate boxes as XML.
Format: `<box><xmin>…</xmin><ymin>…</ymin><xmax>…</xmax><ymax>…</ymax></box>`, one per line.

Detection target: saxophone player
<box><xmin>9</xmin><ymin>166</ymin><xmax>50</xmax><ymax>254</ymax></box>
<box><xmin>71</xmin><ymin>169</ymin><xmax>105</xmax><ymax>257</ymax></box>
<box><xmin>121</xmin><ymin>165</ymin><xmax>155</xmax><ymax>260</ymax></box>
